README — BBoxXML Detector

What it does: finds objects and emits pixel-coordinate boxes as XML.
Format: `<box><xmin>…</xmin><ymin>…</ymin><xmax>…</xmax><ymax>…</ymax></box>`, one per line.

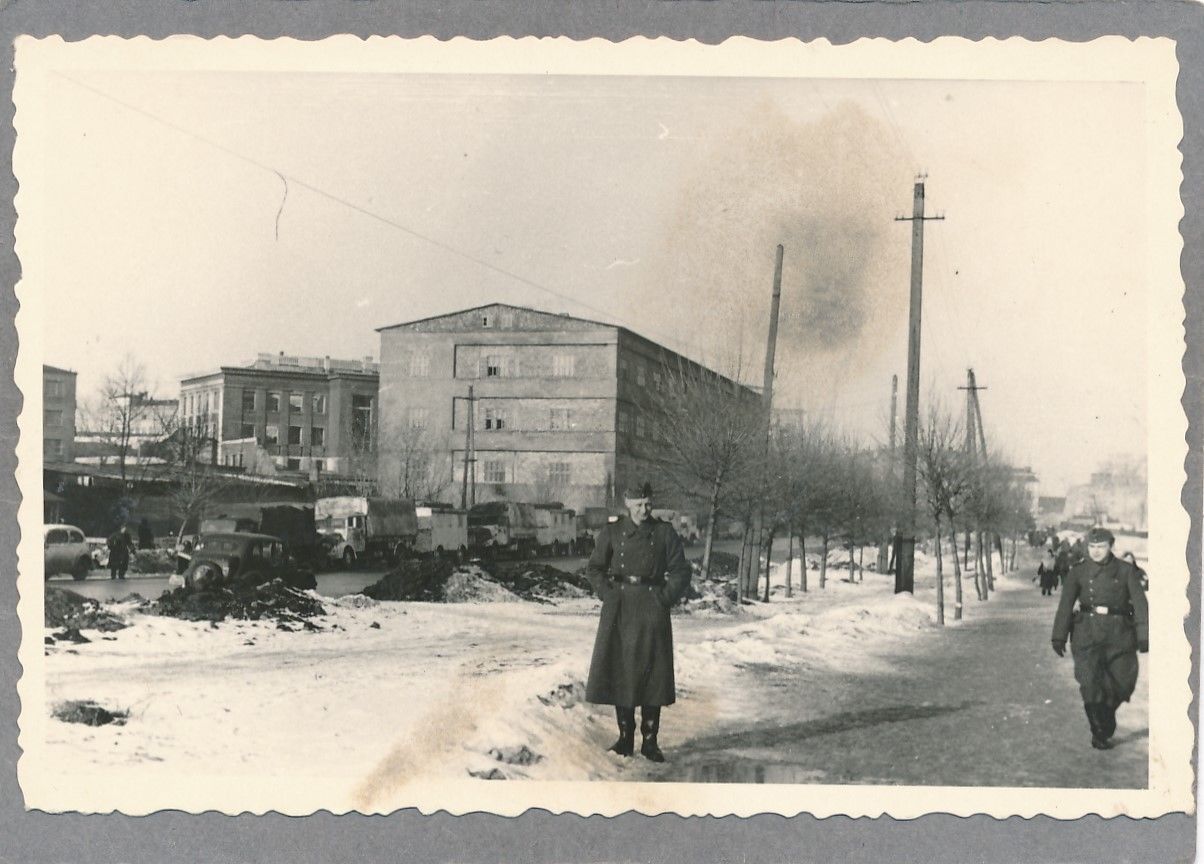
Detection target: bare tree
<box><xmin>656</xmin><ymin>354</ymin><xmax>764</xmax><ymax>582</ymax></box>
<box><xmin>916</xmin><ymin>404</ymin><xmax>975</xmax><ymax>625</ymax></box>
<box><xmin>376</xmin><ymin>422</ymin><xmax>452</xmax><ymax>502</ymax></box>
<box><xmin>81</xmin><ymin>355</ymin><xmax>156</xmax><ymax>483</ymax></box>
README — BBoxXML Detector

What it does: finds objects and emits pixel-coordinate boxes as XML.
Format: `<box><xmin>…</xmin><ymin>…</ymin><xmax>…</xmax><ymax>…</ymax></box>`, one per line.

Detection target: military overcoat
<box><xmin>584</xmin><ymin>516</ymin><xmax>692</xmax><ymax>707</ymax></box>
<box><xmin>1052</xmin><ymin>554</ymin><xmax>1149</xmax><ymax>706</ymax></box>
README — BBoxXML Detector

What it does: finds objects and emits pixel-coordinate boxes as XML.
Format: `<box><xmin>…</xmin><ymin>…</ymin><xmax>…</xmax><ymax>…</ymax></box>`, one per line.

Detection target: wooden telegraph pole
<box><xmin>748</xmin><ymin>245</ymin><xmax>785</xmax><ymax>599</ymax></box>
<box><xmin>460</xmin><ymin>385</ymin><xmax>476</xmax><ymax>510</ymax></box>
<box><xmin>878</xmin><ymin>374</ymin><xmax>899</xmax><ymax>574</ymax></box>
<box><xmin>894</xmin><ymin>177</ymin><xmax>944</xmax><ymax>595</ymax></box>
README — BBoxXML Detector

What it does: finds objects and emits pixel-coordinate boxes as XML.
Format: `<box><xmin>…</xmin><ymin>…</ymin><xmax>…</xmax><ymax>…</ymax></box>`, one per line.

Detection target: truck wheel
<box><xmin>72</xmin><ymin>557</ymin><xmax>90</xmax><ymax>581</ymax></box>
<box><xmin>457</xmin><ymin>545</ymin><xmax>467</xmax><ymax>564</ymax></box>
<box><xmin>342</xmin><ymin>548</ymin><xmax>356</xmax><ymax>569</ymax></box>
<box><xmin>435</xmin><ymin>546</ymin><xmax>445</xmax><ymax>561</ymax></box>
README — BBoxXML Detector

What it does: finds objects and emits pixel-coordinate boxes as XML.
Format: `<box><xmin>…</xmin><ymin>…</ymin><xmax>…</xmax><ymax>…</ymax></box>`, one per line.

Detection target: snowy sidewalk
<box><xmin>659</xmin><ymin>571</ymin><xmax>1149</xmax><ymax>788</ymax></box>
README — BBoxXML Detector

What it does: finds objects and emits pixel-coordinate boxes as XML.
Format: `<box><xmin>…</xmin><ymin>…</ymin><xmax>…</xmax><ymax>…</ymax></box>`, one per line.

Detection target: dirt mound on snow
<box><xmin>691</xmin><ymin>550</ymin><xmax>740</xmax><ymax>578</ymax></box>
<box><xmin>150</xmin><ymin>578</ymin><xmax>326</xmax><ymax>624</ymax></box>
<box><xmin>485</xmin><ymin>562</ymin><xmax>592</xmax><ymax>602</ymax></box>
<box><xmin>45</xmin><ymin>588</ymin><xmax>128</xmax><ymax>632</ymax></box>
<box><xmin>362</xmin><ymin>559</ymin><xmax>591</xmax><ymax>604</ymax></box>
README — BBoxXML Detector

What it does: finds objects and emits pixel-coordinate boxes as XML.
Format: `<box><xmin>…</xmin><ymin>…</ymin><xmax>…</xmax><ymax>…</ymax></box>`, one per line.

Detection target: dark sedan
<box><xmin>183</xmin><ymin>532</ymin><xmax>316</xmax><ymax>591</ymax></box>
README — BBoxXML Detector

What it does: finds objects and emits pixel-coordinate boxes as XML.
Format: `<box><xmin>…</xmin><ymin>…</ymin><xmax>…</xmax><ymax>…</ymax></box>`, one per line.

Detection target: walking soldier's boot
<box><xmin>640</xmin><ymin>706</ymin><xmax>665</xmax><ymax>763</ymax></box>
<box><xmin>1100</xmin><ymin>704</ymin><xmax>1118</xmax><ymax>741</ymax></box>
<box><xmin>608</xmin><ymin>707</ymin><xmax>636</xmax><ymax>757</ymax></box>
<box><xmin>1085</xmin><ymin>703</ymin><xmax>1111</xmax><ymax>750</ymax></box>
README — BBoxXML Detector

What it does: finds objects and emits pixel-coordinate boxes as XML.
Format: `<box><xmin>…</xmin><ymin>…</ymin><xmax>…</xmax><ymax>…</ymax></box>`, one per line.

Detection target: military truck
<box><xmin>467</xmin><ymin>501</ymin><xmax>539</xmax><ymax>558</ymax></box>
<box><xmin>316</xmin><ymin>496</ymin><xmax>419</xmax><ymax>567</ymax></box>
<box><xmin>533</xmin><ymin>504</ymin><xmax>577</xmax><ymax>556</ymax></box>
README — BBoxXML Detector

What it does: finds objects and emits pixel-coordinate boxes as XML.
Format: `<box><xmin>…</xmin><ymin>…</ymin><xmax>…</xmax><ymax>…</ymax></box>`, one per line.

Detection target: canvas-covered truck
<box><xmin>315</xmin><ymin>496</ymin><xmax>419</xmax><ymax>568</ymax></box>
<box><xmin>534</xmin><ymin>504</ymin><xmax>577</xmax><ymax>556</ymax></box>
<box><xmin>467</xmin><ymin>501</ymin><xmax>539</xmax><ymax>558</ymax></box>
<box><xmin>574</xmin><ymin>507</ymin><xmax>613</xmax><ymax>555</ymax></box>
<box><xmin>414</xmin><ymin>505</ymin><xmax>469</xmax><ymax>560</ymax></box>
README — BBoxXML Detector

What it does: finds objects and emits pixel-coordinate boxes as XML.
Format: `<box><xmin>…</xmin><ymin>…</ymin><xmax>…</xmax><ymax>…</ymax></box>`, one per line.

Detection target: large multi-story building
<box><xmin>179</xmin><ymin>353</ymin><xmax>379</xmax><ymax>476</ymax></box>
<box><xmin>376</xmin><ymin>303</ymin><xmax>756</xmax><ymax>512</ymax></box>
<box><xmin>42</xmin><ymin>364</ymin><xmax>77</xmax><ymax>463</ymax></box>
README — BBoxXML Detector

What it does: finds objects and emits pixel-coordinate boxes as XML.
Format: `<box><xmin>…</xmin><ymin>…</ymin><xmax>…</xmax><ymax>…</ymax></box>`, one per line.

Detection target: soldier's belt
<box><xmin>612</xmin><ymin>575</ymin><xmax>658</xmax><ymax>585</ymax></box>
<box><xmin>1079</xmin><ymin>605</ymin><xmax>1131</xmax><ymax>617</ymax></box>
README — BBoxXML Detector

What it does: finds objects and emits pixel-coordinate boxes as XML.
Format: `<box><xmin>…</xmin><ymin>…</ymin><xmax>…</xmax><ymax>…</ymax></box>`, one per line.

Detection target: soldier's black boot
<box><xmin>1100</xmin><ymin>704</ymin><xmax>1118</xmax><ymax>741</ymax></box>
<box><xmin>608</xmin><ymin>707</ymin><xmax>636</xmax><ymax>757</ymax></box>
<box><xmin>1085</xmin><ymin>704</ymin><xmax>1110</xmax><ymax>750</ymax></box>
<box><xmin>639</xmin><ymin>706</ymin><xmax>665</xmax><ymax>763</ymax></box>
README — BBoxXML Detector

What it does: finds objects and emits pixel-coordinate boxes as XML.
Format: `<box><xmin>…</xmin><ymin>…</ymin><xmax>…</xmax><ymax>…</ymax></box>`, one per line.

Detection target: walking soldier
<box><xmin>1051</xmin><ymin>527</ymin><xmax>1149</xmax><ymax>749</ymax></box>
<box><xmin>585</xmin><ymin>480</ymin><xmax>692</xmax><ymax>762</ymax></box>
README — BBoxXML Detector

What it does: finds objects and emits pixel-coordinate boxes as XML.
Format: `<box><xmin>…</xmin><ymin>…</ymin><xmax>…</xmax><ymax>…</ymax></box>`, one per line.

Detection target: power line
<box><xmin>55</xmin><ymin>72</ymin><xmax>710</xmax><ymax>362</ymax></box>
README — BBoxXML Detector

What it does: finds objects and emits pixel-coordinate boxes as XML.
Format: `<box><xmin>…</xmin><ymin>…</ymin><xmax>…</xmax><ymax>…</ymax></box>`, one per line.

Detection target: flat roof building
<box><xmin>43</xmin><ymin>364</ymin><xmax>77</xmax><ymax>464</ymax></box>
<box><xmin>180</xmin><ymin>352</ymin><xmax>379</xmax><ymax>478</ymax></box>
<box><xmin>377</xmin><ymin>303</ymin><xmax>756</xmax><ymax>513</ymax></box>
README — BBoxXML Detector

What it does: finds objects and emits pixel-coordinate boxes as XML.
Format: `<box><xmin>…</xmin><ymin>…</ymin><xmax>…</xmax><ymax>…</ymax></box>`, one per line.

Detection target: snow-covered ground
<box><xmin>29</xmin><ymin>546</ymin><xmax>1136</xmax><ymax>813</ymax></box>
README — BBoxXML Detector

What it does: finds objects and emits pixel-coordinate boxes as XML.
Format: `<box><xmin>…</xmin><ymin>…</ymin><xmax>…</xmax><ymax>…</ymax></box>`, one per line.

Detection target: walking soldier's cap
<box><xmin>622</xmin><ymin>480</ymin><xmax>654</xmax><ymax>500</ymax></box>
<box><xmin>1086</xmin><ymin>527</ymin><xmax>1115</xmax><ymax>544</ymax></box>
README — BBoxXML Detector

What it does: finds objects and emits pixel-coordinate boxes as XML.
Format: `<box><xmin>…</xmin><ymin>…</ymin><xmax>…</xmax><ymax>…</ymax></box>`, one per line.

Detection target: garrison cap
<box><xmin>1086</xmin><ymin>527</ymin><xmax>1115</xmax><ymax>544</ymax></box>
<box><xmin>622</xmin><ymin>479</ymin><xmax>654</xmax><ymax>500</ymax></box>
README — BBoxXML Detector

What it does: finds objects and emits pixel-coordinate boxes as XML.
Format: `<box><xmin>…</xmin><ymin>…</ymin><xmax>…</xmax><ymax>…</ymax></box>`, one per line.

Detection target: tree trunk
<box><xmin>973</xmin><ymin>531</ymin><xmax>985</xmax><ymax>601</ymax></box>
<box><xmin>763</xmin><ymin>528</ymin><xmax>775</xmax><ymax>602</ymax></box>
<box><xmin>858</xmin><ymin>545</ymin><xmax>865</xmax><ymax>582</ymax></box>
<box><xmin>996</xmin><ymin>534</ymin><xmax>1006</xmax><ymax>575</ymax></box>
<box><xmin>848</xmin><ymin>541</ymin><xmax>855</xmax><ymax>582</ymax></box>
<box><xmin>700</xmin><ymin>478</ymin><xmax>722</xmax><ymax>581</ymax></box>
<box><xmin>935</xmin><ymin>522</ymin><xmax>945</xmax><ymax>626</ymax></box>
<box><xmin>948</xmin><ymin>514</ymin><xmax>964</xmax><ymax>621</ymax></box>
<box><xmin>799</xmin><ymin>532</ymin><xmax>808</xmax><ymax>593</ymax></box>
<box><xmin>736</xmin><ymin>525</ymin><xmax>749</xmax><ymax>598</ymax></box>
<box><xmin>820</xmin><ymin>533</ymin><xmax>829</xmax><ymax>589</ymax></box>
<box><xmin>963</xmin><ymin>529</ymin><xmax>972</xmax><ymax>571</ymax></box>
<box><xmin>986</xmin><ymin>533</ymin><xmax>997</xmax><ymax>591</ymax></box>
<box><xmin>785</xmin><ymin>532</ymin><xmax>794</xmax><ymax>598</ymax></box>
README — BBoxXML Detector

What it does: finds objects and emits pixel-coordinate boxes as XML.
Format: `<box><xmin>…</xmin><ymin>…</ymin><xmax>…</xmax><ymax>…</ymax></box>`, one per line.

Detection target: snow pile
<box><xmin>811</xmin><ymin>592</ymin><xmax>936</xmax><ymax>639</ymax></box>
<box><xmin>45</xmin><ymin>588</ymin><xmax>128</xmax><ymax>632</ymax></box>
<box><xmin>443</xmin><ymin>567</ymin><xmax>520</xmax><ymax>604</ymax></box>
<box><xmin>331</xmin><ymin>593</ymin><xmax>379</xmax><ymax>609</ymax></box>
<box><xmin>150</xmin><ymin>579</ymin><xmax>327</xmax><ymax>624</ymax></box>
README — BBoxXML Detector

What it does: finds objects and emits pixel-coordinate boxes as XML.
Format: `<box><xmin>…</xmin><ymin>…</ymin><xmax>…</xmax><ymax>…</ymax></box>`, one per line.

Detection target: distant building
<box><xmin>42</xmin><ymin>364</ymin><xmax>77</xmax><ymax>463</ymax></box>
<box><xmin>376</xmin><ymin>302</ymin><xmax>757</xmax><ymax>512</ymax></box>
<box><xmin>179</xmin><ymin>352</ymin><xmax>379</xmax><ymax>477</ymax></box>
<box><xmin>1010</xmin><ymin>466</ymin><xmax>1040</xmax><ymax>518</ymax></box>
<box><xmin>1037</xmin><ymin>495</ymin><xmax>1067</xmax><ymax>526</ymax></box>
<box><xmin>1063</xmin><ymin>462</ymin><xmax>1148</xmax><ymax>532</ymax></box>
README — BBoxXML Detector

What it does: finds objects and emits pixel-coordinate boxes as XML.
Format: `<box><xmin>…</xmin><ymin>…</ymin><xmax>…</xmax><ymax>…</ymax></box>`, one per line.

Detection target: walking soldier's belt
<box><xmin>1079</xmin><ymin>605</ymin><xmax>1132</xmax><ymax>617</ymax></box>
<box><xmin>613</xmin><ymin>575</ymin><xmax>657</xmax><ymax>585</ymax></box>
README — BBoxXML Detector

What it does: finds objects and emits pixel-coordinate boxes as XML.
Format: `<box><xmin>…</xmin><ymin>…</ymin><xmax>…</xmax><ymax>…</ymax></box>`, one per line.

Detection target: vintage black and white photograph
<box><xmin>12</xmin><ymin>36</ymin><xmax>1190</xmax><ymax>818</ymax></box>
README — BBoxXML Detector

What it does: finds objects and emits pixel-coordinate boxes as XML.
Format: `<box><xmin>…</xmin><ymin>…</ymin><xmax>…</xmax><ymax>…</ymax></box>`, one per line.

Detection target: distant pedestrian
<box><xmin>1055</xmin><ymin>541</ymin><xmax>1072</xmax><ymax>587</ymax></box>
<box><xmin>107</xmin><ymin>524</ymin><xmax>134</xmax><ymax>580</ymax></box>
<box><xmin>585</xmin><ymin>480</ymin><xmax>692</xmax><ymax>763</ymax></box>
<box><xmin>1037</xmin><ymin>549</ymin><xmax>1059</xmax><ymax>596</ymax></box>
<box><xmin>1051</xmin><ymin>527</ymin><xmax>1149</xmax><ymax>750</ymax></box>
<box><xmin>138</xmin><ymin>518</ymin><xmax>155</xmax><ymax>551</ymax></box>
<box><xmin>1070</xmin><ymin>536</ymin><xmax>1086</xmax><ymax>565</ymax></box>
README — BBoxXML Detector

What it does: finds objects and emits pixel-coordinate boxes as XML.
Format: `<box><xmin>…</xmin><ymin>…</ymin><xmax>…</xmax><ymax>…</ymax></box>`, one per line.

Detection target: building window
<box><xmin>44</xmin><ymin>408</ymin><xmax>62</xmax><ymax>427</ymax></box>
<box><xmin>484</xmin><ymin>460</ymin><xmax>506</xmax><ymax>483</ymax></box>
<box><xmin>46</xmin><ymin>380</ymin><xmax>62</xmax><ymax>398</ymax></box>
<box><xmin>267</xmin><ymin>392</ymin><xmax>281</xmax><ymax>412</ymax></box>
<box><xmin>409</xmin><ymin>354</ymin><xmax>430</xmax><ymax>377</ymax></box>
<box><xmin>485</xmin><ymin>355</ymin><xmax>502</xmax><ymax>377</ymax></box>
<box><xmin>289</xmin><ymin>392</ymin><xmax>303</xmax><ymax>412</ymax></box>
<box><xmin>549</xmin><ymin>408</ymin><xmax>572</xmax><ymax>431</ymax></box>
<box><xmin>313</xmin><ymin>459</ymin><xmax>324</xmax><ymax>473</ymax></box>
<box><xmin>408</xmin><ymin>407</ymin><xmax>429</xmax><ymax>429</ymax></box>
<box><xmin>636</xmin><ymin>416</ymin><xmax>646</xmax><ymax>438</ymax></box>
<box><xmin>482</xmin><ymin>315</ymin><xmax>491</xmax><ymax>328</ymax></box>
<box><xmin>351</xmin><ymin>394</ymin><xmax>373</xmax><ymax>448</ymax></box>
<box><xmin>548</xmin><ymin>462</ymin><xmax>571</xmax><ymax>485</ymax></box>
<box><xmin>288</xmin><ymin>425</ymin><xmax>303</xmax><ymax>445</ymax></box>
<box><xmin>286</xmin><ymin>457</ymin><xmax>301</xmax><ymax>471</ymax></box>
<box><xmin>240</xmin><ymin>423</ymin><xmax>256</xmax><ymax>440</ymax></box>
<box><xmin>242</xmin><ymin>390</ymin><xmax>256</xmax><ymax>411</ymax></box>
<box><xmin>312</xmin><ymin>394</ymin><xmax>326</xmax><ymax>415</ymax></box>
<box><xmin>44</xmin><ymin>438</ymin><xmax>61</xmax><ymax>458</ymax></box>
<box><xmin>311</xmin><ymin>426</ymin><xmax>325</xmax><ymax>447</ymax></box>
<box><xmin>636</xmin><ymin>363</ymin><xmax>646</xmax><ymax>387</ymax></box>
<box><xmin>552</xmin><ymin>355</ymin><xmax>576</xmax><ymax>377</ymax></box>
<box><xmin>483</xmin><ymin>407</ymin><xmax>507</xmax><ymax>430</ymax></box>
<box><xmin>264</xmin><ymin>424</ymin><xmax>279</xmax><ymax>445</ymax></box>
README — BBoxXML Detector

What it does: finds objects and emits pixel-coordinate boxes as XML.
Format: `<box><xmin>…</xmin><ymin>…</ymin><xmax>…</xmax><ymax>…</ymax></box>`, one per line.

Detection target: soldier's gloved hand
<box><xmin>1138</xmin><ymin>640</ymin><xmax>1149</xmax><ymax>654</ymax></box>
<box><xmin>1051</xmin><ymin>640</ymin><xmax>1066</xmax><ymax>658</ymax></box>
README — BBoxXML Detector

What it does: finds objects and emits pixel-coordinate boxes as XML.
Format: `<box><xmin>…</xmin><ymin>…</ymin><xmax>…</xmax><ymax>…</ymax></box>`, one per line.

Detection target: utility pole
<box><xmin>879</xmin><ymin>374</ymin><xmax>899</xmax><ymax>574</ymax></box>
<box><xmin>460</xmin><ymin>385</ymin><xmax>476</xmax><ymax>510</ymax></box>
<box><xmin>894</xmin><ymin>176</ymin><xmax>944</xmax><ymax>594</ymax></box>
<box><xmin>958</xmin><ymin>369</ymin><xmax>986</xmax><ymax>569</ymax></box>
<box><xmin>748</xmin><ymin>245</ymin><xmax>785</xmax><ymax>599</ymax></box>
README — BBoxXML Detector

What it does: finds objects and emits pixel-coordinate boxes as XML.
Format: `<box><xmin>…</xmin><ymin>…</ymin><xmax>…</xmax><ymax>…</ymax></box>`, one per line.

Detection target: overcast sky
<box><xmin>33</xmin><ymin>63</ymin><xmax>1150</xmax><ymax>495</ymax></box>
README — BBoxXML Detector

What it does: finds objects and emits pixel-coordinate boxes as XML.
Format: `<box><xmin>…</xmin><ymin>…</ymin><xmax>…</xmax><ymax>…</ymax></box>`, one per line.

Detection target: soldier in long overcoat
<box><xmin>585</xmin><ymin>481</ymin><xmax>692</xmax><ymax>762</ymax></box>
<box><xmin>1051</xmin><ymin>527</ymin><xmax>1149</xmax><ymax>749</ymax></box>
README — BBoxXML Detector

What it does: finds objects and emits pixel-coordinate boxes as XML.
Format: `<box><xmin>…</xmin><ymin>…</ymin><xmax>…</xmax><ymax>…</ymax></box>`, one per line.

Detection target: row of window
<box><xmin>184</xmin><ymin>388</ymin><xmax>221</xmax><ymax>419</ymax></box>
<box><xmin>452</xmin><ymin>406</ymin><xmax>580</xmax><ymax>432</ymax></box>
<box><xmin>475</xmin><ymin>461</ymin><xmax>572</xmax><ymax>485</ymax></box>
<box><xmin>240</xmin><ymin>390</ymin><xmax>328</xmax><ymax>415</ymax></box>
<box><xmin>44</xmin><ymin>438</ymin><xmax>63</xmax><ymax>457</ymax></box>
<box><xmin>44</xmin><ymin>409</ymin><xmax>64</xmax><ymax>428</ymax></box>
<box><xmin>239</xmin><ymin>423</ymin><xmax>326</xmax><ymax>447</ymax></box>
<box><xmin>44</xmin><ymin>380</ymin><xmax>66</xmax><ymax>399</ymax></box>
<box><xmin>402</xmin><ymin>354</ymin><xmax>579</xmax><ymax>378</ymax></box>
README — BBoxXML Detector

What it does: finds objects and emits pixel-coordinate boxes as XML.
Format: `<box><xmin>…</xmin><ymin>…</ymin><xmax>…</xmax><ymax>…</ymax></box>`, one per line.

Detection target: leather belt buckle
<box><xmin>1092</xmin><ymin>605</ymin><xmax>1109</xmax><ymax>615</ymax></box>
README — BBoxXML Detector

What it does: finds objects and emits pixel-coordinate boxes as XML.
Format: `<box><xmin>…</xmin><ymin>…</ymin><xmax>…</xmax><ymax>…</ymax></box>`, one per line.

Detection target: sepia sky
<box><xmin>29</xmin><ymin>51</ymin><xmax>1154</xmax><ymax>496</ymax></box>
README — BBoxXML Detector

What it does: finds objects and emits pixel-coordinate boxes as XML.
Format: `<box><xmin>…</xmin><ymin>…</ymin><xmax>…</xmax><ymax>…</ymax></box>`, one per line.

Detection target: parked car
<box><xmin>181</xmin><ymin>532</ymin><xmax>316</xmax><ymax>591</ymax></box>
<box><xmin>43</xmin><ymin>524</ymin><xmax>92</xmax><ymax>581</ymax></box>
<box><xmin>86</xmin><ymin>537</ymin><xmax>110</xmax><ymax>569</ymax></box>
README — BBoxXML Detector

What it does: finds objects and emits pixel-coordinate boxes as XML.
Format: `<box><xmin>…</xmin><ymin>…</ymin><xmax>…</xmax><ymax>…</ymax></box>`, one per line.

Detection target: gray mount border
<box><xmin>0</xmin><ymin>3</ymin><xmax>1199</xmax><ymax>862</ymax></box>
